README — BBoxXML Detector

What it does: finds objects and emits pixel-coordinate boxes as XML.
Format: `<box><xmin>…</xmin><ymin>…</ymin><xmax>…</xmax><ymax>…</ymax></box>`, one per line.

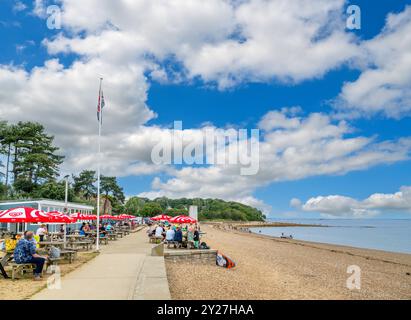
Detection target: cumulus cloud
<box><xmin>296</xmin><ymin>186</ymin><xmax>411</xmax><ymax>217</ymax></box>
<box><xmin>42</xmin><ymin>0</ymin><xmax>359</xmax><ymax>88</ymax></box>
<box><xmin>336</xmin><ymin>6</ymin><xmax>411</xmax><ymax>118</ymax></box>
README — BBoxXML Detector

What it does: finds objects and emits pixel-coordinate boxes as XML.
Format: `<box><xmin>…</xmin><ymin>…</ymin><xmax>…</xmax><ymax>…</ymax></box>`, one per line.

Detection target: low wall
<box><xmin>164</xmin><ymin>249</ymin><xmax>217</xmax><ymax>265</ymax></box>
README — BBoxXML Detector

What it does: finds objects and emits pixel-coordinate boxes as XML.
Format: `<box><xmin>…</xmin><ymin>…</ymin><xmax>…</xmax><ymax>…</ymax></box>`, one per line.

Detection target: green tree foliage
<box><xmin>72</xmin><ymin>170</ymin><xmax>97</xmax><ymax>200</ymax></box>
<box><xmin>34</xmin><ymin>180</ymin><xmax>75</xmax><ymax>202</ymax></box>
<box><xmin>0</xmin><ymin>121</ymin><xmax>64</xmax><ymax>196</ymax></box>
<box><xmin>140</xmin><ymin>202</ymin><xmax>163</xmax><ymax>217</ymax></box>
<box><xmin>128</xmin><ymin>197</ymin><xmax>265</xmax><ymax>221</ymax></box>
<box><xmin>100</xmin><ymin>176</ymin><xmax>125</xmax><ymax>214</ymax></box>
<box><xmin>124</xmin><ymin>196</ymin><xmax>145</xmax><ymax>216</ymax></box>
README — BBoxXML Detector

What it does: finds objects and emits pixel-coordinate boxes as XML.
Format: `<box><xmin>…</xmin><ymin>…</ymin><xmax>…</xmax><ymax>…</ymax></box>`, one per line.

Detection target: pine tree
<box><xmin>72</xmin><ymin>170</ymin><xmax>97</xmax><ymax>200</ymax></box>
<box><xmin>11</xmin><ymin>122</ymin><xmax>64</xmax><ymax>195</ymax></box>
<box><xmin>100</xmin><ymin>176</ymin><xmax>125</xmax><ymax>214</ymax></box>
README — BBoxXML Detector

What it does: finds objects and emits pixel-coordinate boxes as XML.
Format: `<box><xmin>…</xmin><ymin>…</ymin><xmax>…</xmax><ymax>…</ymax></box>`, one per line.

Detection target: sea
<box><xmin>250</xmin><ymin>219</ymin><xmax>411</xmax><ymax>254</ymax></box>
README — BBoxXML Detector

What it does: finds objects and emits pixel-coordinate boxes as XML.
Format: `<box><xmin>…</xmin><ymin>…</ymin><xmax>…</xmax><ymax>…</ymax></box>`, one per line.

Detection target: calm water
<box><xmin>250</xmin><ymin>219</ymin><xmax>411</xmax><ymax>254</ymax></box>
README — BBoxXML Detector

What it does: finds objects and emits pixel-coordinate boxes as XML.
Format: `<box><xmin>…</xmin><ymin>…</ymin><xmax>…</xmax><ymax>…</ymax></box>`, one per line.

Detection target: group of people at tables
<box><xmin>78</xmin><ymin>222</ymin><xmax>121</xmax><ymax>237</ymax></box>
<box><xmin>36</xmin><ymin>221</ymin><xmax>131</xmax><ymax>239</ymax></box>
<box><xmin>4</xmin><ymin>220</ymin><xmax>132</xmax><ymax>281</ymax></box>
<box><xmin>147</xmin><ymin>223</ymin><xmax>201</xmax><ymax>248</ymax></box>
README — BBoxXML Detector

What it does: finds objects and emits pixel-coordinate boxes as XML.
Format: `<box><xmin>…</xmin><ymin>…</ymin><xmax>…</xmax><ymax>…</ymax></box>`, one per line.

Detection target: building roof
<box><xmin>0</xmin><ymin>199</ymin><xmax>94</xmax><ymax>210</ymax></box>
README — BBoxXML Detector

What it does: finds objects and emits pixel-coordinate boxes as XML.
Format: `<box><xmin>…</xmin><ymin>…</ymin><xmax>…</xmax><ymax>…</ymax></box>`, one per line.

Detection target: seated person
<box><xmin>35</xmin><ymin>224</ymin><xmax>48</xmax><ymax>242</ymax></box>
<box><xmin>99</xmin><ymin>224</ymin><xmax>106</xmax><ymax>237</ymax></box>
<box><xmin>174</xmin><ymin>227</ymin><xmax>183</xmax><ymax>243</ymax></box>
<box><xmin>79</xmin><ymin>223</ymin><xmax>86</xmax><ymax>236</ymax></box>
<box><xmin>146</xmin><ymin>225</ymin><xmax>156</xmax><ymax>237</ymax></box>
<box><xmin>193</xmin><ymin>228</ymin><xmax>200</xmax><ymax>248</ymax></box>
<box><xmin>13</xmin><ymin>231</ymin><xmax>48</xmax><ymax>281</ymax></box>
<box><xmin>105</xmin><ymin>223</ymin><xmax>113</xmax><ymax>232</ymax></box>
<box><xmin>187</xmin><ymin>229</ymin><xmax>194</xmax><ymax>242</ymax></box>
<box><xmin>165</xmin><ymin>227</ymin><xmax>175</xmax><ymax>242</ymax></box>
<box><xmin>155</xmin><ymin>225</ymin><xmax>164</xmax><ymax>239</ymax></box>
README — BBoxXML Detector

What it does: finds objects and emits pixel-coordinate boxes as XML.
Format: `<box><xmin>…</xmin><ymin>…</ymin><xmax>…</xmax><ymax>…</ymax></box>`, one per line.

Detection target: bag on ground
<box><xmin>49</xmin><ymin>246</ymin><xmax>61</xmax><ymax>259</ymax></box>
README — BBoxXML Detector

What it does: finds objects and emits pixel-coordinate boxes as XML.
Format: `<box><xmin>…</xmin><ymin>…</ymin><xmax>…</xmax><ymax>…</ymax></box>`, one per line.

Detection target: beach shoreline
<box><xmin>165</xmin><ymin>223</ymin><xmax>411</xmax><ymax>300</ymax></box>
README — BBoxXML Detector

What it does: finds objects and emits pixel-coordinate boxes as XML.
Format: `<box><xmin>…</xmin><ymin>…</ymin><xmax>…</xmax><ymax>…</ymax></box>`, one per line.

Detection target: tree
<box><xmin>10</xmin><ymin>122</ymin><xmax>64</xmax><ymax>195</ymax></box>
<box><xmin>0</xmin><ymin>121</ymin><xmax>13</xmax><ymax>187</ymax></box>
<box><xmin>140</xmin><ymin>202</ymin><xmax>163</xmax><ymax>217</ymax></box>
<box><xmin>124</xmin><ymin>196</ymin><xmax>145</xmax><ymax>216</ymax></box>
<box><xmin>35</xmin><ymin>180</ymin><xmax>74</xmax><ymax>202</ymax></box>
<box><xmin>100</xmin><ymin>176</ymin><xmax>125</xmax><ymax>214</ymax></box>
<box><xmin>72</xmin><ymin>170</ymin><xmax>96</xmax><ymax>200</ymax></box>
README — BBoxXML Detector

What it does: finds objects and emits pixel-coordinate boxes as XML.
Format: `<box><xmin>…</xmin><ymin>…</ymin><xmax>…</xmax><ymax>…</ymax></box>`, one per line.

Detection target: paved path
<box><xmin>32</xmin><ymin>229</ymin><xmax>171</xmax><ymax>300</ymax></box>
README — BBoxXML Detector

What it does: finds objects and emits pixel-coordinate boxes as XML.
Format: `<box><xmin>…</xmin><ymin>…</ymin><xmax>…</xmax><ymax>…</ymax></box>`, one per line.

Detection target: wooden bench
<box><xmin>68</xmin><ymin>241</ymin><xmax>93</xmax><ymax>251</ymax></box>
<box><xmin>99</xmin><ymin>237</ymin><xmax>108</xmax><ymax>245</ymax></box>
<box><xmin>107</xmin><ymin>233</ymin><xmax>117</xmax><ymax>241</ymax></box>
<box><xmin>8</xmin><ymin>262</ymin><xmax>36</xmax><ymax>280</ymax></box>
<box><xmin>59</xmin><ymin>250</ymin><xmax>77</xmax><ymax>264</ymax></box>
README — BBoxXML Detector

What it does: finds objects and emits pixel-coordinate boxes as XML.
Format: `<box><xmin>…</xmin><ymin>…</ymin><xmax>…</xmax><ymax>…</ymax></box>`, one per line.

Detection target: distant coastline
<box><xmin>204</xmin><ymin>220</ymin><xmax>328</xmax><ymax>233</ymax></box>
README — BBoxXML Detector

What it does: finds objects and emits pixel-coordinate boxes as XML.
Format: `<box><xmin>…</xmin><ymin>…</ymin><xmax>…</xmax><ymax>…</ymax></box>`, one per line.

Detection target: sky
<box><xmin>0</xmin><ymin>0</ymin><xmax>410</xmax><ymax>219</ymax></box>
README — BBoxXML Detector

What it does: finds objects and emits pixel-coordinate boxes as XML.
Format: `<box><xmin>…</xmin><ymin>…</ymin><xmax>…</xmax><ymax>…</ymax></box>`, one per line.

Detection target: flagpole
<box><xmin>96</xmin><ymin>77</ymin><xmax>103</xmax><ymax>251</ymax></box>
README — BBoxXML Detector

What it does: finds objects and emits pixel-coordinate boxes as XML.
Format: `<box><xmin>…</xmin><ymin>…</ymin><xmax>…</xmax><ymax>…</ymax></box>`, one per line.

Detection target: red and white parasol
<box><xmin>70</xmin><ymin>212</ymin><xmax>97</xmax><ymax>221</ymax></box>
<box><xmin>151</xmin><ymin>214</ymin><xmax>172</xmax><ymax>221</ymax></box>
<box><xmin>169</xmin><ymin>215</ymin><xmax>197</xmax><ymax>224</ymax></box>
<box><xmin>47</xmin><ymin>211</ymin><xmax>76</xmax><ymax>223</ymax></box>
<box><xmin>119</xmin><ymin>214</ymin><xmax>134</xmax><ymax>219</ymax></box>
<box><xmin>0</xmin><ymin>207</ymin><xmax>56</xmax><ymax>223</ymax></box>
<box><xmin>100</xmin><ymin>214</ymin><xmax>115</xmax><ymax>220</ymax></box>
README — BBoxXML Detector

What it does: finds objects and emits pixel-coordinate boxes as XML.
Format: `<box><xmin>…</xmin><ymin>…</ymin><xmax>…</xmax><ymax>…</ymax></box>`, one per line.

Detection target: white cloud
<box><xmin>336</xmin><ymin>6</ymin><xmax>411</xmax><ymax>118</ymax></box>
<box><xmin>42</xmin><ymin>0</ymin><xmax>359</xmax><ymax>89</ymax></box>
<box><xmin>297</xmin><ymin>186</ymin><xmax>411</xmax><ymax>217</ymax></box>
<box><xmin>13</xmin><ymin>1</ymin><xmax>27</xmax><ymax>12</ymax></box>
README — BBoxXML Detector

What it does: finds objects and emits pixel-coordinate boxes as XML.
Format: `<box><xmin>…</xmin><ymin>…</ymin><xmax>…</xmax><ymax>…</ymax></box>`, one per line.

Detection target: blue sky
<box><xmin>0</xmin><ymin>1</ymin><xmax>410</xmax><ymax>218</ymax></box>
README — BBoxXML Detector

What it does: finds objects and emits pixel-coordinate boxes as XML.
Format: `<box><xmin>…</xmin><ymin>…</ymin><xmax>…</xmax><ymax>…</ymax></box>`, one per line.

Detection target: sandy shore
<box><xmin>0</xmin><ymin>252</ymin><xmax>98</xmax><ymax>300</ymax></box>
<box><xmin>166</xmin><ymin>224</ymin><xmax>411</xmax><ymax>300</ymax></box>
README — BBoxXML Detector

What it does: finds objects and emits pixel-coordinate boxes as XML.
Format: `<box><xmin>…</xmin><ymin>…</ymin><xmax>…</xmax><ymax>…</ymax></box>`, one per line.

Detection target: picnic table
<box><xmin>59</xmin><ymin>250</ymin><xmax>77</xmax><ymax>263</ymax></box>
<box><xmin>48</xmin><ymin>232</ymin><xmax>64</xmax><ymax>241</ymax></box>
<box><xmin>99</xmin><ymin>237</ymin><xmax>109</xmax><ymax>245</ymax></box>
<box><xmin>66</xmin><ymin>235</ymin><xmax>86</xmax><ymax>242</ymax></box>
<box><xmin>68</xmin><ymin>241</ymin><xmax>93</xmax><ymax>251</ymax></box>
<box><xmin>115</xmin><ymin>231</ymin><xmax>124</xmax><ymax>238</ymax></box>
<box><xmin>39</xmin><ymin>241</ymin><xmax>66</xmax><ymax>249</ymax></box>
<box><xmin>107</xmin><ymin>233</ymin><xmax>117</xmax><ymax>241</ymax></box>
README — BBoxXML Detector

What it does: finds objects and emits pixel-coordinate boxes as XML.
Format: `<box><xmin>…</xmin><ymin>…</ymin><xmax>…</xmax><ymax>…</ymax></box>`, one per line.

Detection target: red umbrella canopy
<box><xmin>119</xmin><ymin>214</ymin><xmax>134</xmax><ymax>219</ymax></box>
<box><xmin>70</xmin><ymin>212</ymin><xmax>97</xmax><ymax>220</ymax></box>
<box><xmin>169</xmin><ymin>215</ymin><xmax>197</xmax><ymax>224</ymax></box>
<box><xmin>47</xmin><ymin>211</ymin><xmax>76</xmax><ymax>223</ymax></box>
<box><xmin>151</xmin><ymin>214</ymin><xmax>172</xmax><ymax>221</ymax></box>
<box><xmin>0</xmin><ymin>207</ymin><xmax>55</xmax><ymax>223</ymax></box>
<box><xmin>100</xmin><ymin>214</ymin><xmax>115</xmax><ymax>219</ymax></box>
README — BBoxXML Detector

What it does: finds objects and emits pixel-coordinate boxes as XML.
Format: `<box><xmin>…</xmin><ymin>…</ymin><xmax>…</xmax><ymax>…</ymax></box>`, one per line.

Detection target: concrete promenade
<box><xmin>31</xmin><ymin>228</ymin><xmax>171</xmax><ymax>300</ymax></box>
